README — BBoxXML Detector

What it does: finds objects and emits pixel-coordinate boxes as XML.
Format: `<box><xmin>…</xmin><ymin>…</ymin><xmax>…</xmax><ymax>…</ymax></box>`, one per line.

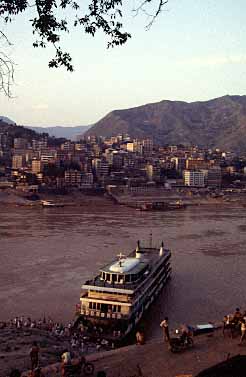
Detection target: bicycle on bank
<box><xmin>63</xmin><ymin>356</ymin><xmax>94</xmax><ymax>377</ymax></box>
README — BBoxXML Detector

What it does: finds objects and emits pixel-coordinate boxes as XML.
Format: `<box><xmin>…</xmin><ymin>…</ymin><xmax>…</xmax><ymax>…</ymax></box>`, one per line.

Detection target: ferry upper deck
<box><xmin>81</xmin><ymin>242</ymin><xmax>171</xmax><ymax>294</ymax></box>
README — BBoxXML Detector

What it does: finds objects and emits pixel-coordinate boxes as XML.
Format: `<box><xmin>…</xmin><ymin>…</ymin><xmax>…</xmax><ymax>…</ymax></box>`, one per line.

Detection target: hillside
<box><xmin>0</xmin><ymin>121</ymin><xmax>66</xmax><ymax>146</ymax></box>
<box><xmin>85</xmin><ymin>95</ymin><xmax>246</xmax><ymax>152</ymax></box>
<box><xmin>0</xmin><ymin>116</ymin><xmax>15</xmax><ymax>125</ymax></box>
<box><xmin>0</xmin><ymin>120</ymin><xmax>44</xmax><ymax>141</ymax></box>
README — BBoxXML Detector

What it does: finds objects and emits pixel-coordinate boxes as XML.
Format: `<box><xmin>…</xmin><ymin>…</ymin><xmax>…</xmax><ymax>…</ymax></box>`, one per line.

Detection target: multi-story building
<box><xmin>171</xmin><ymin>157</ymin><xmax>187</xmax><ymax>173</ymax></box>
<box><xmin>12</xmin><ymin>155</ymin><xmax>24</xmax><ymax>170</ymax></box>
<box><xmin>134</xmin><ymin>141</ymin><xmax>143</xmax><ymax>155</ymax></box>
<box><xmin>61</xmin><ymin>141</ymin><xmax>74</xmax><ymax>152</ymax></box>
<box><xmin>81</xmin><ymin>172</ymin><xmax>94</xmax><ymax>187</ymax></box>
<box><xmin>14</xmin><ymin>138</ymin><xmax>27</xmax><ymax>150</ymax></box>
<box><xmin>184</xmin><ymin>170</ymin><xmax>205</xmax><ymax>187</ymax></box>
<box><xmin>65</xmin><ymin>170</ymin><xmax>81</xmax><ymax>187</ymax></box>
<box><xmin>143</xmin><ymin>139</ymin><xmax>153</xmax><ymax>155</ymax></box>
<box><xmin>112</xmin><ymin>152</ymin><xmax>125</xmax><ymax>170</ymax></box>
<box><xmin>0</xmin><ymin>133</ymin><xmax>9</xmax><ymax>148</ymax></box>
<box><xmin>92</xmin><ymin>144</ymin><xmax>100</xmax><ymax>157</ymax></box>
<box><xmin>126</xmin><ymin>142</ymin><xmax>134</xmax><ymax>152</ymax></box>
<box><xmin>207</xmin><ymin>167</ymin><xmax>222</xmax><ymax>188</ymax></box>
<box><xmin>145</xmin><ymin>163</ymin><xmax>161</xmax><ymax>182</ymax></box>
<box><xmin>93</xmin><ymin>159</ymin><xmax>109</xmax><ymax>178</ymax></box>
<box><xmin>186</xmin><ymin>158</ymin><xmax>209</xmax><ymax>170</ymax></box>
<box><xmin>40</xmin><ymin>151</ymin><xmax>56</xmax><ymax>165</ymax></box>
<box><xmin>32</xmin><ymin>159</ymin><xmax>42</xmax><ymax>174</ymax></box>
<box><xmin>32</xmin><ymin>137</ymin><xmax>48</xmax><ymax>151</ymax></box>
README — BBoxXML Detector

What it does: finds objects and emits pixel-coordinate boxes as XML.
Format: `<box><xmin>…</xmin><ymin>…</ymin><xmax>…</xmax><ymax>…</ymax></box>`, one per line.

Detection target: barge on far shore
<box><xmin>75</xmin><ymin>240</ymin><xmax>171</xmax><ymax>344</ymax></box>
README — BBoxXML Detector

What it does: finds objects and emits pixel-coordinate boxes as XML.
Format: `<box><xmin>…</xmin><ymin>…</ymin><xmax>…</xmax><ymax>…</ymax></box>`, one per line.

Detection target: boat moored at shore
<box><xmin>41</xmin><ymin>200</ymin><xmax>64</xmax><ymax>208</ymax></box>
<box><xmin>75</xmin><ymin>240</ymin><xmax>171</xmax><ymax>344</ymax></box>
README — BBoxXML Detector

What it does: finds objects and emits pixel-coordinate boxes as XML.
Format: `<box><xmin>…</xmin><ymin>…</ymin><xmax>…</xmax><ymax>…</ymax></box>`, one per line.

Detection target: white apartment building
<box><xmin>184</xmin><ymin>170</ymin><xmax>205</xmax><ymax>187</ymax></box>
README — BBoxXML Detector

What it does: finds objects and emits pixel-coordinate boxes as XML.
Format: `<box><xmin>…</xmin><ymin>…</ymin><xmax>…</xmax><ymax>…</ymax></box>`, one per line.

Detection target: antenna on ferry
<box><xmin>149</xmin><ymin>232</ymin><xmax>152</xmax><ymax>248</ymax></box>
<box><xmin>136</xmin><ymin>240</ymin><xmax>140</xmax><ymax>252</ymax></box>
<box><xmin>136</xmin><ymin>240</ymin><xmax>141</xmax><ymax>259</ymax></box>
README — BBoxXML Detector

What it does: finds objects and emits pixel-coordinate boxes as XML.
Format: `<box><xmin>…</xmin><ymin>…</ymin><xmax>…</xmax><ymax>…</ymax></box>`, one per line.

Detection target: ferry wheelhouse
<box><xmin>77</xmin><ymin>240</ymin><xmax>171</xmax><ymax>342</ymax></box>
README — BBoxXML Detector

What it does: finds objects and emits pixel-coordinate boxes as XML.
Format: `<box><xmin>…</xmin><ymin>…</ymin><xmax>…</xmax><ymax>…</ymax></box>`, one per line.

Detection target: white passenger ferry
<box><xmin>76</xmin><ymin>240</ymin><xmax>171</xmax><ymax>343</ymax></box>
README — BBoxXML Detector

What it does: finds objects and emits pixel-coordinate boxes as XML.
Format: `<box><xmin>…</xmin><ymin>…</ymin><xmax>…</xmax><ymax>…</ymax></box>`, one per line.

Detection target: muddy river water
<box><xmin>1</xmin><ymin>200</ymin><xmax>246</xmax><ymax>338</ymax></box>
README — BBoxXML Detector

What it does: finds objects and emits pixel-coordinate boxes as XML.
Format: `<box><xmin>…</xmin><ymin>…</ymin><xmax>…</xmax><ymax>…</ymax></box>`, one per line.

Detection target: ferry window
<box><xmin>118</xmin><ymin>275</ymin><xmax>124</xmax><ymax>283</ymax></box>
<box><xmin>118</xmin><ymin>305</ymin><xmax>121</xmax><ymax>313</ymax></box>
<box><xmin>125</xmin><ymin>275</ymin><xmax>130</xmax><ymax>283</ymax></box>
<box><xmin>108</xmin><ymin>305</ymin><xmax>112</xmax><ymax>312</ymax></box>
<box><xmin>106</xmin><ymin>273</ymin><xmax>110</xmax><ymax>281</ymax></box>
<box><xmin>112</xmin><ymin>274</ymin><xmax>117</xmax><ymax>282</ymax></box>
<box><xmin>101</xmin><ymin>304</ymin><xmax>108</xmax><ymax>312</ymax></box>
<box><xmin>89</xmin><ymin>302</ymin><xmax>92</xmax><ymax>309</ymax></box>
<box><xmin>93</xmin><ymin>302</ymin><xmax>97</xmax><ymax>310</ymax></box>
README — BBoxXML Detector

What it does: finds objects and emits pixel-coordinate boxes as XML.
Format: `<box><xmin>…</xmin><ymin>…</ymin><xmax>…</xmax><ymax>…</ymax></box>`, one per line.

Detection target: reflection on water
<box><xmin>1</xmin><ymin>202</ymin><xmax>246</xmax><ymax>338</ymax></box>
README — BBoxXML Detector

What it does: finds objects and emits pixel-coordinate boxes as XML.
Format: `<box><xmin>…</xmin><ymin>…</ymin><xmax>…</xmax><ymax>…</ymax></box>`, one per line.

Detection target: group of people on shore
<box><xmin>1</xmin><ymin>315</ymin><xmax>112</xmax><ymax>377</ymax></box>
<box><xmin>159</xmin><ymin>308</ymin><xmax>246</xmax><ymax>347</ymax></box>
<box><xmin>223</xmin><ymin>307</ymin><xmax>246</xmax><ymax>344</ymax></box>
<box><xmin>0</xmin><ymin>315</ymin><xmax>74</xmax><ymax>338</ymax></box>
<box><xmin>159</xmin><ymin>317</ymin><xmax>191</xmax><ymax>343</ymax></box>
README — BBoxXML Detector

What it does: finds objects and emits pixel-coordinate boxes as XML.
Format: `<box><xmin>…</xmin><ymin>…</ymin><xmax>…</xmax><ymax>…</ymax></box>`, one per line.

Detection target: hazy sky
<box><xmin>0</xmin><ymin>0</ymin><xmax>245</xmax><ymax>127</ymax></box>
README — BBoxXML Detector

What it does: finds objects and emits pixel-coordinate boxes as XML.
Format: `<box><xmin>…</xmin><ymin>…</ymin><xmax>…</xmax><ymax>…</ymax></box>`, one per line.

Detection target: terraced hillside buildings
<box><xmin>1</xmin><ymin>127</ymin><xmax>246</xmax><ymax>196</ymax></box>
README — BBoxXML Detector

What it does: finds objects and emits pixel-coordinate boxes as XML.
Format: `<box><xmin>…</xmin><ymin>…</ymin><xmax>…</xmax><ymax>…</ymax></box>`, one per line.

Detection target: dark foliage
<box><xmin>0</xmin><ymin>120</ymin><xmax>66</xmax><ymax>146</ymax></box>
<box><xmin>0</xmin><ymin>0</ymin><xmax>168</xmax><ymax>72</ymax></box>
<box><xmin>0</xmin><ymin>0</ymin><xmax>168</xmax><ymax>96</ymax></box>
<box><xmin>196</xmin><ymin>355</ymin><xmax>246</xmax><ymax>377</ymax></box>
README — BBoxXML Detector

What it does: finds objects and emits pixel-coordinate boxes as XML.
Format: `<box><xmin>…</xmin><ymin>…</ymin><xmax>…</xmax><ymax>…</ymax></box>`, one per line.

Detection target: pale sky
<box><xmin>0</xmin><ymin>0</ymin><xmax>245</xmax><ymax>127</ymax></box>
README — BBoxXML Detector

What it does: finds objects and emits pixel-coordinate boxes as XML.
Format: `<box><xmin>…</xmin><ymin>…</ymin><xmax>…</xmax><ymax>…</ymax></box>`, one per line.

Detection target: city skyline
<box><xmin>0</xmin><ymin>0</ymin><xmax>245</xmax><ymax>127</ymax></box>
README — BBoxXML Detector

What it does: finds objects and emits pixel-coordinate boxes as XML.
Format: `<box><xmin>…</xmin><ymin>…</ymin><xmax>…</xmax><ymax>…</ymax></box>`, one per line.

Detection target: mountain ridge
<box><xmin>85</xmin><ymin>95</ymin><xmax>246</xmax><ymax>152</ymax></box>
<box><xmin>0</xmin><ymin>116</ymin><xmax>16</xmax><ymax>125</ymax></box>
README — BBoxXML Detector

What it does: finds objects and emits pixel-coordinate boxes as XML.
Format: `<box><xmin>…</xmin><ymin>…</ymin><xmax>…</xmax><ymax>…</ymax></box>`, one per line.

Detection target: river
<box><xmin>1</xmin><ymin>199</ymin><xmax>246</xmax><ymax>338</ymax></box>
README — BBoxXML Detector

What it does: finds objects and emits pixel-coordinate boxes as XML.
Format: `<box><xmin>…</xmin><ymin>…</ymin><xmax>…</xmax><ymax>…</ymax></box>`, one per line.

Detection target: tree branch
<box><xmin>133</xmin><ymin>0</ymin><xmax>168</xmax><ymax>30</ymax></box>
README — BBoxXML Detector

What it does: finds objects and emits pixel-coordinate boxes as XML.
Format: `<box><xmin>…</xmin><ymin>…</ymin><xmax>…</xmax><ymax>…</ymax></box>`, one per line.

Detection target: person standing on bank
<box><xmin>160</xmin><ymin>317</ymin><xmax>170</xmax><ymax>342</ymax></box>
<box><xmin>29</xmin><ymin>341</ymin><xmax>39</xmax><ymax>370</ymax></box>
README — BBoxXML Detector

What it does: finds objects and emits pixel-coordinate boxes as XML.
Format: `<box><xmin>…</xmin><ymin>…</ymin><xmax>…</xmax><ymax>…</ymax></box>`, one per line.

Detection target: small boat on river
<box><xmin>41</xmin><ymin>200</ymin><xmax>64</xmax><ymax>208</ymax></box>
<box><xmin>75</xmin><ymin>239</ymin><xmax>171</xmax><ymax>344</ymax></box>
<box><xmin>139</xmin><ymin>200</ymin><xmax>186</xmax><ymax>211</ymax></box>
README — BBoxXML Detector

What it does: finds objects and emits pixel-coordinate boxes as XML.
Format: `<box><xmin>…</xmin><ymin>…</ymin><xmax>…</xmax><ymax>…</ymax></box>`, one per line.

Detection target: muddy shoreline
<box><xmin>0</xmin><ymin>188</ymin><xmax>245</xmax><ymax>208</ymax></box>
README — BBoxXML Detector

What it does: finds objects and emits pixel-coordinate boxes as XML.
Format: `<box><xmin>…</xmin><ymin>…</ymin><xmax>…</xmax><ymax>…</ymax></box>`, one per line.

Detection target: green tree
<box><xmin>0</xmin><ymin>0</ymin><xmax>168</xmax><ymax>95</ymax></box>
